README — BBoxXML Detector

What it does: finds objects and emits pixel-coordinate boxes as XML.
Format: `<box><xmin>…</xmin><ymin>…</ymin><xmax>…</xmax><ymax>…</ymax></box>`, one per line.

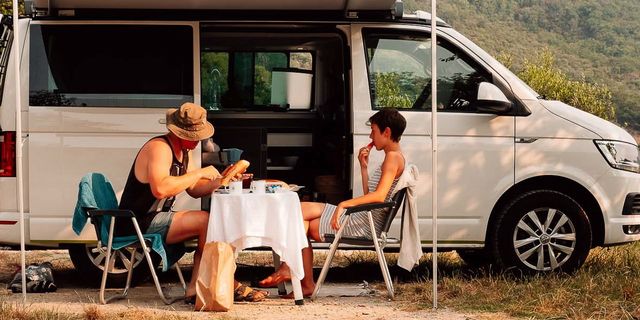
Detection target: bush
<box><xmin>502</xmin><ymin>49</ymin><xmax>615</xmax><ymax>121</ymax></box>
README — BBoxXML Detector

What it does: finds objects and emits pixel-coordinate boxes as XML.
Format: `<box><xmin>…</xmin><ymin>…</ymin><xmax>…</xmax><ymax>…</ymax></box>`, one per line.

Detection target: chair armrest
<box><xmin>343</xmin><ymin>201</ymin><xmax>395</xmax><ymax>215</ymax></box>
<box><xmin>87</xmin><ymin>209</ymin><xmax>135</xmax><ymax>218</ymax></box>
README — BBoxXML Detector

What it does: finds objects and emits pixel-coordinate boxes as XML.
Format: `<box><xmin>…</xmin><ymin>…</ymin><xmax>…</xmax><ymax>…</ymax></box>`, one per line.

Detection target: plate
<box><xmin>289</xmin><ymin>184</ymin><xmax>304</xmax><ymax>192</ymax></box>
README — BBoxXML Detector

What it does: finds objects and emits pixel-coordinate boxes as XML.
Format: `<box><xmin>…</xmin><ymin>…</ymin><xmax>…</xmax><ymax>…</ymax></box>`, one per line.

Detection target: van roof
<box><xmin>32</xmin><ymin>0</ymin><xmax>397</xmax><ymax>12</ymax></box>
<box><xmin>29</xmin><ymin>0</ymin><xmax>450</xmax><ymax>27</ymax></box>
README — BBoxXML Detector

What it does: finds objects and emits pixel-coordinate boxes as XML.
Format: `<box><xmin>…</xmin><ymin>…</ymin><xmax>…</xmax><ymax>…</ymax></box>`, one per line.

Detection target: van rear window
<box><xmin>29</xmin><ymin>25</ymin><xmax>193</xmax><ymax>108</ymax></box>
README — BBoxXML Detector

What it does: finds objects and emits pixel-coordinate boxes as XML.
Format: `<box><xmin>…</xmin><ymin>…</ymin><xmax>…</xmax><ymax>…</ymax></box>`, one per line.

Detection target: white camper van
<box><xmin>1</xmin><ymin>0</ymin><xmax>639</xmax><ymax>283</ymax></box>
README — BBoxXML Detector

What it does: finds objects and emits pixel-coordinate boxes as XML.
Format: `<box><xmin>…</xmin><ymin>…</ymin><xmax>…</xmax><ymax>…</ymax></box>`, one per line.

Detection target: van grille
<box><xmin>623</xmin><ymin>193</ymin><xmax>640</xmax><ymax>215</ymax></box>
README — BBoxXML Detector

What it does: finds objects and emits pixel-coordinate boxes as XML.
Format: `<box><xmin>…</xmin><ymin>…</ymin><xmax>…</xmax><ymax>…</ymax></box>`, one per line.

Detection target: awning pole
<box><xmin>430</xmin><ymin>0</ymin><xmax>438</xmax><ymax>310</ymax></box>
<box><xmin>12</xmin><ymin>0</ymin><xmax>27</xmax><ymax>304</ymax></box>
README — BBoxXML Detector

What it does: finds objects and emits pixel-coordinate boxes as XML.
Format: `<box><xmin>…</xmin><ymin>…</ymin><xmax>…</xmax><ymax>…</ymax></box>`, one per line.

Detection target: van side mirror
<box><xmin>476</xmin><ymin>82</ymin><xmax>512</xmax><ymax>114</ymax></box>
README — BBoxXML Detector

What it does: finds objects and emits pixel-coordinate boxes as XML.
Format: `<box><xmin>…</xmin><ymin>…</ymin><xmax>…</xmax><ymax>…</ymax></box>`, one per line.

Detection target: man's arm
<box><xmin>185</xmin><ymin>150</ymin><xmax>223</xmax><ymax>198</ymax></box>
<box><xmin>145</xmin><ymin>140</ymin><xmax>218</xmax><ymax>199</ymax></box>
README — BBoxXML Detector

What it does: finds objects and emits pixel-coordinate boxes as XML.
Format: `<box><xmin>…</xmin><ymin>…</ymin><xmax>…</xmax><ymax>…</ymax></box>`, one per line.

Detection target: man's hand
<box><xmin>201</xmin><ymin>165</ymin><xmax>221</xmax><ymax>181</ymax></box>
<box><xmin>221</xmin><ymin>164</ymin><xmax>243</xmax><ymax>182</ymax></box>
<box><xmin>330</xmin><ymin>205</ymin><xmax>345</xmax><ymax>231</ymax></box>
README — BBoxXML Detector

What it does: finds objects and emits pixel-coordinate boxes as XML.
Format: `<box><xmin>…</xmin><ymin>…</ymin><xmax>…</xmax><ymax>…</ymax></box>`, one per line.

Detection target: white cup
<box><xmin>228</xmin><ymin>181</ymin><xmax>243</xmax><ymax>194</ymax></box>
<box><xmin>250</xmin><ymin>180</ymin><xmax>266</xmax><ymax>194</ymax></box>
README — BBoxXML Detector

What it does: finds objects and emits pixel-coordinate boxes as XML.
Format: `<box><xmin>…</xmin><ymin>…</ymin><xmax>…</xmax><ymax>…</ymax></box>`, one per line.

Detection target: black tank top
<box><xmin>115</xmin><ymin>135</ymin><xmax>188</xmax><ymax>236</ymax></box>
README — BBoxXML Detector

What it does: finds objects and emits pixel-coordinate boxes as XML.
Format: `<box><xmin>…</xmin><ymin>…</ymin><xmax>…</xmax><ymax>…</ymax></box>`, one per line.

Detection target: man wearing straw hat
<box><xmin>117</xmin><ymin>102</ymin><xmax>268</xmax><ymax>303</ymax></box>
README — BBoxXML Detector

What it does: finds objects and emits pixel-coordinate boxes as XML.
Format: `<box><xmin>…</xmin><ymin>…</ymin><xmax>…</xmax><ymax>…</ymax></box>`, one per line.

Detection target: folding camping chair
<box><xmin>311</xmin><ymin>188</ymin><xmax>407</xmax><ymax>300</ymax></box>
<box><xmin>77</xmin><ymin>173</ymin><xmax>186</xmax><ymax>304</ymax></box>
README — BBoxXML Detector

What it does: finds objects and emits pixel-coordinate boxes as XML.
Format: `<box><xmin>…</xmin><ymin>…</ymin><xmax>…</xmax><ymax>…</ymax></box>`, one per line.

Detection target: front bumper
<box><xmin>593</xmin><ymin>169</ymin><xmax>640</xmax><ymax>245</ymax></box>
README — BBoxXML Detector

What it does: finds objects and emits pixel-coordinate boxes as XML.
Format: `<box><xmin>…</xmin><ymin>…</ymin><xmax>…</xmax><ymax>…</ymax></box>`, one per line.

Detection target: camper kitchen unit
<box><xmin>1</xmin><ymin>0</ymin><xmax>640</xmax><ymax>283</ymax></box>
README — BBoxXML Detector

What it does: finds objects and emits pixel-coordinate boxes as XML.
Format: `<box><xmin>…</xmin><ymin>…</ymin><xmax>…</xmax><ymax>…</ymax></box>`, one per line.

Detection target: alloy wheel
<box><xmin>512</xmin><ymin>207</ymin><xmax>577</xmax><ymax>271</ymax></box>
<box><xmin>85</xmin><ymin>245</ymin><xmax>145</xmax><ymax>274</ymax></box>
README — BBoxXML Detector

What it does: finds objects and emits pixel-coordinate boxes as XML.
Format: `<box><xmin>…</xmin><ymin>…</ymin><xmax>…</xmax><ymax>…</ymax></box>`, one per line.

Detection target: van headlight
<box><xmin>594</xmin><ymin>140</ymin><xmax>640</xmax><ymax>173</ymax></box>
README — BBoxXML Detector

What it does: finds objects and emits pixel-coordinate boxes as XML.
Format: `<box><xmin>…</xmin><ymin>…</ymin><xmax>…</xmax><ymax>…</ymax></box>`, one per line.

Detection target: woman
<box><xmin>259</xmin><ymin>108</ymin><xmax>407</xmax><ymax>297</ymax></box>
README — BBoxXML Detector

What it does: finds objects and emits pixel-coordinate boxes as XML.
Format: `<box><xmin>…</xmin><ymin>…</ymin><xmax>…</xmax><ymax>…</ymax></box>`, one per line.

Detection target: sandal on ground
<box><xmin>184</xmin><ymin>295</ymin><xmax>196</xmax><ymax>305</ymax></box>
<box><xmin>234</xmin><ymin>283</ymin><xmax>269</xmax><ymax>302</ymax></box>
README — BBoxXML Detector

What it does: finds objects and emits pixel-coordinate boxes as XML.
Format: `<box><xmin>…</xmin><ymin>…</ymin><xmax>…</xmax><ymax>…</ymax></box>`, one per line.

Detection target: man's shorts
<box><xmin>146</xmin><ymin>211</ymin><xmax>175</xmax><ymax>241</ymax></box>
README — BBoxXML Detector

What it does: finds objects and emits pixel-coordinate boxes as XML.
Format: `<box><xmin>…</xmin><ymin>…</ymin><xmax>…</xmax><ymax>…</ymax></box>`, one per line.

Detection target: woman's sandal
<box><xmin>234</xmin><ymin>283</ymin><xmax>269</xmax><ymax>302</ymax></box>
<box><xmin>184</xmin><ymin>295</ymin><xmax>196</xmax><ymax>305</ymax></box>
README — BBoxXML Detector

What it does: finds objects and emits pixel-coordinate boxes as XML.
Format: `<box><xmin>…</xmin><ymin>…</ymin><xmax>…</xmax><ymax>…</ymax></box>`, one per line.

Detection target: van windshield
<box><xmin>29</xmin><ymin>24</ymin><xmax>194</xmax><ymax>108</ymax></box>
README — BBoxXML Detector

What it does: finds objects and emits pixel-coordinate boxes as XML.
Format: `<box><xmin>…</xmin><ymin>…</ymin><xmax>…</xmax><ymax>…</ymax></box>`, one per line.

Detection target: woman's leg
<box><xmin>258</xmin><ymin>202</ymin><xmax>326</xmax><ymax>289</ymax></box>
<box><xmin>165</xmin><ymin>210</ymin><xmax>210</xmax><ymax>297</ymax></box>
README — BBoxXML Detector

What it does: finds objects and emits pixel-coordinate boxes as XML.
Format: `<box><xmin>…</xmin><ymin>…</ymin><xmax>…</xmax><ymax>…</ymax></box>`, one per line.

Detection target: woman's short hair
<box><xmin>368</xmin><ymin>108</ymin><xmax>406</xmax><ymax>142</ymax></box>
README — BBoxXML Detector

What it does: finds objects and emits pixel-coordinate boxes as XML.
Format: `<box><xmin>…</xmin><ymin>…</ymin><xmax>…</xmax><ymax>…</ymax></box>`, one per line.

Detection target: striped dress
<box><xmin>318</xmin><ymin>165</ymin><xmax>401</xmax><ymax>241</ymax></box>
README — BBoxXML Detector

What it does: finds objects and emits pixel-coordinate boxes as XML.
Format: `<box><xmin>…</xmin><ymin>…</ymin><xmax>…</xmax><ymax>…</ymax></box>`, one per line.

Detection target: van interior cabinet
<box><xmin>204</xmin><ymin>113</ymin><xmax>319</xmax><ymax>190</ymax></box>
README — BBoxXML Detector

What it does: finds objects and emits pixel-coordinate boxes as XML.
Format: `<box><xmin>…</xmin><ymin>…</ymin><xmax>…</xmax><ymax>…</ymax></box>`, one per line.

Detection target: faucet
<box><xmin>207</xmin><ymin>68</ymin><xmax>221</xmax><ymax>110</ymax></box>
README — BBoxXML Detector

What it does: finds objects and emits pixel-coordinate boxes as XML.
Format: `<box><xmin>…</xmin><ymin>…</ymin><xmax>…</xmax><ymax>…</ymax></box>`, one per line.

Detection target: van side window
<box><xmin>364</xmin><ymin>30</ymin><xmax>492</xmax><ymax>112</ymax></box>
<box><xmin>29</xmin><ymin>25</ymin><xmax>193</xmax><ymax>108</ymax></box>
<box><xmin>201</xmin><ymin>50</ymin><xmax>313</xmax><ymax>110</ymax></box>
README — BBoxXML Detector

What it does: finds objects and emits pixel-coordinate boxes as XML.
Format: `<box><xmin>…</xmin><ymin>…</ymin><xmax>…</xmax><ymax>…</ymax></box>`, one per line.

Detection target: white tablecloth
<box><xmin>206</xmin><ymin>190</ymin><xmax>308</xmax><ymax>280</ymax></box>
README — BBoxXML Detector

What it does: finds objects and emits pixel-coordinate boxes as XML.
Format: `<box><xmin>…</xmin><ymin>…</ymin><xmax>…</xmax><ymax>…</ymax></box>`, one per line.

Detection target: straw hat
<box><xmin>166</xmin><ymin>103</ymin><xmax>214</xmax><ymax>141</ymax></box>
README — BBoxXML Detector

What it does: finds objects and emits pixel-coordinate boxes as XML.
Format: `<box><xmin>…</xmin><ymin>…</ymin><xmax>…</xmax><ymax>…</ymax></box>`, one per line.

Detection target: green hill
<box><xmin>405</xmin><ymin>0</ymin><xmax>640</xmax><ymax>131</ymax></box>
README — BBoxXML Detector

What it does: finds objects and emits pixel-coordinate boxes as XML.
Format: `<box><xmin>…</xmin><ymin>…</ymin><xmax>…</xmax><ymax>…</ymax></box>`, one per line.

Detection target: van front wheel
<box><xmin>492</xmin><ymin>190</ymin><xmax>591</xmax><ymax>274</ymax></box>
<box><xmin>68</xmin><ymin>244</ymin><xmax>156</xmax><ymax>287</ymax></box>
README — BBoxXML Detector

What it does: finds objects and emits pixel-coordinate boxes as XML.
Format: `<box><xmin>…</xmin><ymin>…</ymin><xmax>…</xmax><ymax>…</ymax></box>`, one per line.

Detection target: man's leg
<box><xmin>165</xmin><ymin>210</ymin><xmax>209</xmax><ymax>298</ymax></box>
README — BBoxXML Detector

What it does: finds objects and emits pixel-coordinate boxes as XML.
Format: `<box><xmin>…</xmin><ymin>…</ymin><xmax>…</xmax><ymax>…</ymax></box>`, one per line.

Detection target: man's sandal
<box><xmin>234</xmin><ymin>283</ymin><xmax>269</xmax><ymax>302</ymax></box>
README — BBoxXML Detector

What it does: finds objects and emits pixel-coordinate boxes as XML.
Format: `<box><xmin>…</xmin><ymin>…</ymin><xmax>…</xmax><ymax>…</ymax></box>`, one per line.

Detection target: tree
<box><xmin>513</xmin><ymin>49</ymin><xmax>615</xmax><ymax>121</ymax></box>
<box><xmin>1</xmin><ymin>0</ymin><xmax>24</xmax><ymax>16</ymax></box>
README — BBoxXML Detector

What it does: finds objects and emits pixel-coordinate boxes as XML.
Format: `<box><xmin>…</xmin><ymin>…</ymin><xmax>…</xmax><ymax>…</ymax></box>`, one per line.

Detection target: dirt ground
<box><xmin>0</xmin><ymin>249</ymin><xmax>511</xmax><ymax>320</ymax></box>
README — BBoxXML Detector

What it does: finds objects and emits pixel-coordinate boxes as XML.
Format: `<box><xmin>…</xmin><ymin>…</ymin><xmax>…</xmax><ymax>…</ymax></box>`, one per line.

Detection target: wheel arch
<box><xmin>486</xmin><ymin>175</ymin><xmax>604</xmax><ymax>247</ymax></box>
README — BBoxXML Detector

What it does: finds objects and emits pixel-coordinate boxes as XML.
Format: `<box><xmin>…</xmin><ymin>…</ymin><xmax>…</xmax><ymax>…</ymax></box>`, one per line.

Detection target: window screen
<box><xmin>29</xmin><ymin>25</ymin><xmax>194</xmax><ymax>107</ymax></box>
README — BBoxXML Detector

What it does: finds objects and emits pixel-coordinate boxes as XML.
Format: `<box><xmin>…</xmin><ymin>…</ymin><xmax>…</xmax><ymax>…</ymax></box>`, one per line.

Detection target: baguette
<box><xmin>220</xmin><ymin>160</ymin><xmax>250</xmax><ymax>186</ymax></box>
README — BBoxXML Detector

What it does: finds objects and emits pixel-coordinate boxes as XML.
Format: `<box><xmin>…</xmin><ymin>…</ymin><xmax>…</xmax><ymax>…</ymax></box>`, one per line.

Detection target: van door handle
<box><xmin>158</xmin><ymin>118</ymin><xmax>167</xmax><ymax>124</ymax></box>
<box><xmin>515</xmin><ymin>137</ymin><xmax>538</xmax><ymax>143</ymax></box>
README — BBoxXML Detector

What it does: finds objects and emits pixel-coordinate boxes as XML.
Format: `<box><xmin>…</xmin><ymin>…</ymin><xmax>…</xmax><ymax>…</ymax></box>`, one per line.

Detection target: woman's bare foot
<box><xmin>258</xmin><ymin>263</ymin><xmax>292</xmax><ymax>288</ymax></box>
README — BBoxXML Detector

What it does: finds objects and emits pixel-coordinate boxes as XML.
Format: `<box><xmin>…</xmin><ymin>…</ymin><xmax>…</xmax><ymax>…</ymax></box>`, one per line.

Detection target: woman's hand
<box><xmin>330</xmin><ymin>205</ymin><xmax>345</xmax><ymax>230</ymax></box>
<box><xmin>358</xmin><ymin>144</ymin><xmax>371</xmax><ymax>169</ymax></box>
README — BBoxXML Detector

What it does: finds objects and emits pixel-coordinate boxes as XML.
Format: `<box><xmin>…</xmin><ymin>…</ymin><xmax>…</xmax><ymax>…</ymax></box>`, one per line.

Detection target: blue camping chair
<box><xmin>72</xmin><ymin>173</ymin><xmax>186</xmax><ymax>304</ymax></box>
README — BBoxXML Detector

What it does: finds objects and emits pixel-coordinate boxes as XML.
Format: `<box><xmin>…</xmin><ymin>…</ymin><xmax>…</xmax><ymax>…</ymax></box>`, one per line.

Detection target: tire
<box><xmin>68</xmin><ymin>244</ymin><xmax>159</xmax><ymax>287</ymax></box>
<box><xmin>456</xmin><ymin>248</ymin><xmax>495</xmax><ymax>268</ymax></box>
<box><xmin>491</xmin><ymin>190</ymin><xmax>592</xmax><ymax>274</ymax></box>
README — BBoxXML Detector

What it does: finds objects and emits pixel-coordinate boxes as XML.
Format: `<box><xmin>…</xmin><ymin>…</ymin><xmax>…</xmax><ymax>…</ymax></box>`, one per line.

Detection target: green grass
<box><xmin>396</xmin><ymin>243</ymin><xmax>640</xmax><ymax>319</ymax></box>
<box><xmin>4</xmin><ymin>244</ymin><xmax>640</xmax><ymax>319</ymax></box>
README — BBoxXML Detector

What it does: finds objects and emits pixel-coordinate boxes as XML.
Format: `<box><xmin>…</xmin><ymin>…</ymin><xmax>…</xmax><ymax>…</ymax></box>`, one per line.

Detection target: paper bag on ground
<box><xmin>195</xmin><ymin>242</ymin><xmax>236</xmax><ymax>311</ymax></box>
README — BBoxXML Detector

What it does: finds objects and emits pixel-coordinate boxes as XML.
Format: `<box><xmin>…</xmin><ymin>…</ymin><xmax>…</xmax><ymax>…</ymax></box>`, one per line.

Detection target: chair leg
<box><xmin>103</xmin><ymin>250</ymin><xmax>140</xmax><ymax>304</ymax></box>
<box><xmin>367</xmin><ymin>211</ymin><xmax>394</xmax><ymax>299</ymax></box>
<box><xmin>132</xmin><ymin>218</ymin><xmax>182</xmax><ymax>305</ymax></box>
<box><xmin>272</xmin><ymin>251</ymin><xmax>287</xmax><ymax>296</ymax></box>
<box><xmin>175</xmin><ymin>264</ymin><xmax>186</xmax><ymax>291</ymax></box>
<box><xmin>99</xmin><ymin>242</ymin><xmax>112</xmax><ymax>305</ymax></box>
<box><xmin>310</xmin><ymin>215</ymin><xmax>351</xmax><ymax>301</ymax></box>
<box><xmin>121</xmin><ymin>248</ymin><xmax>136</xmax><ymax>297</ymax></box>
<box><xmin>100</xmin><ymin>217</ymin><xmax>130</xmax><ymax>304</ymax></box>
